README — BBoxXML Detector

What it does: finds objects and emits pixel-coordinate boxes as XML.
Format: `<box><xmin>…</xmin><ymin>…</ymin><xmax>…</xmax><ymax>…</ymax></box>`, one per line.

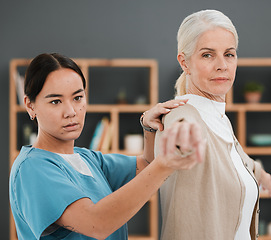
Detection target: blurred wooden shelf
<box><xmin>14</xmin><ymin>104</ymin><xmax>152</xmax><ymax>113</ymax></box>
<box><xmin>129</xmin><ymin>236</ymin><xmax>157</xmax><ymax>240</ymax></box>
<box><xmin>244</xmin><ymin>147</ymin><xmax>271</xmax><ymax>155</ymax></box>
<box><xmin>259</xmin><ymin>235</ymin><xmax>271</xmax><ymax>240</ymax></box>
<box><xmin>260</xmin><ymin>191</ymin><xmax>271</xmax><ymax>199</ymax></box>
<box><xmin>226</xmin><ymin>58</ymin><xmax>271</xmax><ymax>152</ymax></box>
<box><xmin>226</xmin><ymin>103</ymin><xmax>271</xmax><ymax>112</ymax></box>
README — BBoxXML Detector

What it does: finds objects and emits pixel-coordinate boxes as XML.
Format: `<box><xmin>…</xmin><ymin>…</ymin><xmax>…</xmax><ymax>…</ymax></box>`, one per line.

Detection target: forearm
<box><xmin>92</xmin><ymin>159</ymin><xmax>173</xmax><ymax>237</ymax></box>
<box><xmin>143</xmin><ymin>130</ymin><xmax>155</xmax><ymax>163</ymax></box>
<box><xmin>58</xmin><ymin>159</ymin><xmax>173</xmax><ymax>239</ymax></box>
<box><xmin>136</xmin><ymin>130</ymin><xmax>156</xmax><ymax>175</ymax></box>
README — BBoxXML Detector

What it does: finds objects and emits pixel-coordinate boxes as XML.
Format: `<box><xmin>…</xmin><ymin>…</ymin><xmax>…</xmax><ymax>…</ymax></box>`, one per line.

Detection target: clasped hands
<box><xmin>159</xmin><ymin>119</ymin><xmax>206</xmax><ymax>170</ymax></box>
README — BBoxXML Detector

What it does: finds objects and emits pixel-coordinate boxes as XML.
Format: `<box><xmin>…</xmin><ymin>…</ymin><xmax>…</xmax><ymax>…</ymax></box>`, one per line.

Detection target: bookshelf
<box><xmin>9</xmin><ymin>58</ymin><xmax>159</xmax><ymax>240</ymax></box>
<box><xmin>226</xmin><ymin>58</ymin><xmax>271</xmax><ymax>240</ymax></box>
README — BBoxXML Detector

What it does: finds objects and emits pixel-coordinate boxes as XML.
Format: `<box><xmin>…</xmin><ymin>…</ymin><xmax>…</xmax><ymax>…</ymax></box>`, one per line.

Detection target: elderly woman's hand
<box><xmin>260</xmin><ymin>169</ymin><xmax>271</xmax><ymax>197</ymax></box>
<box><xmin>141</xmin><ymin>99</ymin><xmax>188</xmax><ymax>132</ymax></box>
<box><xmin>158</xmin><ymin>120</ymin><xmax>206</xmax><ymax>170</ymax></box>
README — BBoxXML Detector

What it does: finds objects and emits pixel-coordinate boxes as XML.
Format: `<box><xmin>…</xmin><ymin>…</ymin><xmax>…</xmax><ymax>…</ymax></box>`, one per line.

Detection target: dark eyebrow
<box><xmin>45</xmin><ymin>93</ymin><xmax>63</xmax><ymax>98</ymax></box>
<box><xmin>45</xmin><ymin>89</ymin><xmax>84</xmax><ymax>98</ymax></box>
<box><xmin>73</xmin><ymin>89</ymin><xmax>84</xmax><ymax>95</ymax></box>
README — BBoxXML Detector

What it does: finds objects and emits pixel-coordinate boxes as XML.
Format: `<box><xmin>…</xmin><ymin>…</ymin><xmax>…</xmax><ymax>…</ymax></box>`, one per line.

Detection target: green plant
<box><xmin>243</xmin><ymin>81</ymin><xmax>264</xmax><ymax>93</ymax></box>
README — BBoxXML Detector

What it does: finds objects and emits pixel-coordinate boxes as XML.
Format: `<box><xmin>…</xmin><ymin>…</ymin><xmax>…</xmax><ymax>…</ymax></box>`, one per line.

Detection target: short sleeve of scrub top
<box><xmin>82</xmin><ymin>148</ymin><xmax>137</xmax><ymax>191</ymax></box>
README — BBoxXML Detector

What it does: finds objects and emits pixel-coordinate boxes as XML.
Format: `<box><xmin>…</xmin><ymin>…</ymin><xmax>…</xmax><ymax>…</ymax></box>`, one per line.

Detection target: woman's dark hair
<box><xmin>24</xmin><ymin>53</ymin><xmax>86</xmax><ymax>102</ymax></box>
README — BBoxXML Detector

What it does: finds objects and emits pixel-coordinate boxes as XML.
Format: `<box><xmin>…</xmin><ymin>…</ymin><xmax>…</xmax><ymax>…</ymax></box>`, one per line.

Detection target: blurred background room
<box><xmin>2</xmin><ymin>0</ymin><xmax>271</xmax><ymax>239</ymax></box>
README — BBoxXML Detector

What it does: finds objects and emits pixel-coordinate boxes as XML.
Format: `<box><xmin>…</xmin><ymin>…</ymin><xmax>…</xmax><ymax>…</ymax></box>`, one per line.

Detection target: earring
<box><xmin>30</xmin><ymin>114</ymin><xmax>35</xmax><ymax>120</ymax></box>
<box><xmin>186</xmin><ymin>70</ymin><xmax>191</xmax><ymax>75</ymax></box>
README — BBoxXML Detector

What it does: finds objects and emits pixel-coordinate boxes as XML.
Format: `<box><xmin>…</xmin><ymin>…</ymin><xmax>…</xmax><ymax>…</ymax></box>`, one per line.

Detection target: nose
<box><xmin>216</xmin><ymin>56</ymin><xmax>228</xmax><ymax>71</ymax></box>
<box><xmin>64</xmin><ymin>102</ymin><xmax>76</xmax><ymax>118</ymax></box>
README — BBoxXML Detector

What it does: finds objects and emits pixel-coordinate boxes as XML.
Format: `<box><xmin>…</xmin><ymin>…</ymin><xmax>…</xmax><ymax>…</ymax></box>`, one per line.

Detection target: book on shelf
<box><xmin>14</xmin><ymin>71</ymin><xmax>24</xmax><ymax>106</ymax></box>
<box><xmin>89</xmin><ymin>117</ymin><xmax>112</xmax><ymax>151</ymax></box>
<box><xmin>100</xmin><ymin>121</ymin><xmax>113</xmax><ymax>152</ymax></box>
<box><xmin>97</xmin><ymin>118</ymin><xmax>110</xmax><ymax>151</ymax></box>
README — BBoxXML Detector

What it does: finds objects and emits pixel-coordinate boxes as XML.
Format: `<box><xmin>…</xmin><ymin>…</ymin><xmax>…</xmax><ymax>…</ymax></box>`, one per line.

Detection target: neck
<box><xmin>186</xmin><ymin>86</ymin><xmax>225</xmax><ymax>102</ymax></box>
<box><xmin>33</xmin><ymin>134</ymin><xmax>75</xmax><ymax>154</ymax></box>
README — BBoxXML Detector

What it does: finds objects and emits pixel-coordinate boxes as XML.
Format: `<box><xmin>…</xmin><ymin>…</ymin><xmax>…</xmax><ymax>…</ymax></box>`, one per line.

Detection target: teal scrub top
<box><xmin>9</xmin><ymin>146</ymin><xmax>136</xmax><ymax>240</ymax></box>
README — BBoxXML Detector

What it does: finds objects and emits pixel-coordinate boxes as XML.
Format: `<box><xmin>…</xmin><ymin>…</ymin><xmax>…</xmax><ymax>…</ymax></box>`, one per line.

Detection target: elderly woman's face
<box><xmin>186</xmin><ymin>27</ymin><xmax>237</xmax><ymax>100</ymax></box>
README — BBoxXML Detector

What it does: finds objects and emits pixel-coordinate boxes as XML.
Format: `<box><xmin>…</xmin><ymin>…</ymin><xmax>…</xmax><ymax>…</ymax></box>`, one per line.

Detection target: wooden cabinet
<box><xmin>9</xmin><ymin>58</ymin><xmax>159</xmax><ymax>240</ymax></box>
<box><xmin>259</xmin><ymin>235</ymin><xmax>271</xmax><ymax>240</ymax></box>
<box><xmin>226</xmin><ymin>58</ymin><xmax>271</xmax><ymax>155</ymax></box>
<box><xmin>226</xmin><ymin>58</ymin><xmax>271</xmax><ymax>240</ymax></box>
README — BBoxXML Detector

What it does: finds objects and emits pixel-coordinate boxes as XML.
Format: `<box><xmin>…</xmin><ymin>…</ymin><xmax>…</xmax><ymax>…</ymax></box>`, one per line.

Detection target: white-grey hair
<box><xmin>175</xmin><ymin>9</ymin><xmax>238</xmax><ymax>96</ymax></box>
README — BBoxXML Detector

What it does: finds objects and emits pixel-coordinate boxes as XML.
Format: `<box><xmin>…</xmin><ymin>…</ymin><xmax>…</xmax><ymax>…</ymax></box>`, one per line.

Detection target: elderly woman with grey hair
<box><xmin>155</xmin><ymin>9</ymin><xmax>271</xmax><ymax>240</ymax></box>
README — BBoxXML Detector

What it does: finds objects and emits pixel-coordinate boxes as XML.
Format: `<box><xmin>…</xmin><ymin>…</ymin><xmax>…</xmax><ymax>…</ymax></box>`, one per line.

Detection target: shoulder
<box><xmin>10</xmin><ymin>147</ymin><xmax>62</xmax><ymax>183</ymax></box>
<box><xmin>11</xmin><ymin>146</ymin><xmax>50</xmax><ymax>170</ymax></box>
<box><xmin>163</xmin><ymin>104</ymin><xmax>202</xmax><ymax>126</ymax></box>
<box><xmin>161</xmin><ymin>103</ymin><xmax>208</xmax><ymax>139</ymax></box>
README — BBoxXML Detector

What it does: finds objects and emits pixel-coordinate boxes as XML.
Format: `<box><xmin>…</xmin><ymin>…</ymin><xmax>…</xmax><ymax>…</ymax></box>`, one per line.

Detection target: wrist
<box><xmin>140</xmin><ymin>112</ymin><xmax>156</xmax><ymax>133</ymax></box>
<box><xmin>153</xmin><ymin>155</ymin><xmax>175</xmax><ymax>176</ymax></box>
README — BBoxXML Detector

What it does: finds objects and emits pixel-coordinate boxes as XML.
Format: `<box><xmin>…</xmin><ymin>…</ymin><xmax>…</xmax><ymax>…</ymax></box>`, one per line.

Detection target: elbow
<box><xmin>94</xmin><ymin>236</ymin><xmax>106</xmax><ymax>240</ymax></box>
<box><xmin>87</xmin><ymin>231</ymin><xmax>107</xmax><ymax>240</ymax></box>
<box><xmin>88</xmin><ymin>225</ymin><xmax>115</xmax><ymax>240</ymax></box>
<box><xmin>92</xmin><ymin>233</ymin><xmax>108</xmax><ymax>240</ymax></box>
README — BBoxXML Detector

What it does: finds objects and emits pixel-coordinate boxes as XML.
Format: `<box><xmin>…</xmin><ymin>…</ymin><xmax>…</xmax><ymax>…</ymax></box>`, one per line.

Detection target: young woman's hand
<box><xmin>158</xmin><ymin>120</ymin><xmax>206</xmax><ymax>170</ymax></box>
<box><xmin>142</xmin><ymin>99</ymin><xmax>188</xmax><ymax>132</ymax></box>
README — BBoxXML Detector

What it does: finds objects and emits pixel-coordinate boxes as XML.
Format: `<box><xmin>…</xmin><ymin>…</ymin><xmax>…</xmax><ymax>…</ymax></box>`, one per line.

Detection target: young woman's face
<box><xmin>32</xmin><ymin>68</ymin><xmax>86</xmax><ymax>144</ymax></box>
<box><xmin>183</xmin><ymin>27</ymin><xmax>237</xmax><ymax>101</ymax></box>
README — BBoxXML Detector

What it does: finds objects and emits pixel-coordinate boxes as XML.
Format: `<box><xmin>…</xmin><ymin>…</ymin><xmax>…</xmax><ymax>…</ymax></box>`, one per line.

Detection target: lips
<box><xmin>63</xmin><ymin>122</ymin><xmax>79</xmax><ymax>131</ymax></box>
<box><xmin>211</xmin><ymin>77</ymin><xmax>229</xmax><ymax>81</ymax></box>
